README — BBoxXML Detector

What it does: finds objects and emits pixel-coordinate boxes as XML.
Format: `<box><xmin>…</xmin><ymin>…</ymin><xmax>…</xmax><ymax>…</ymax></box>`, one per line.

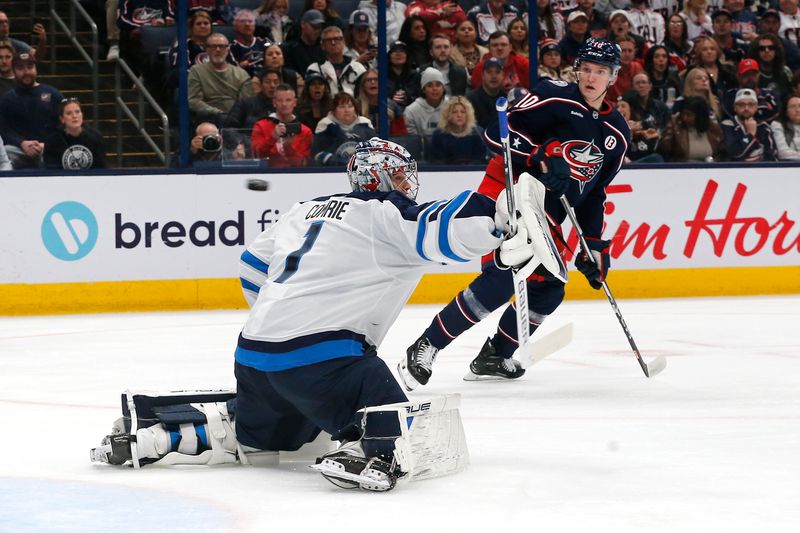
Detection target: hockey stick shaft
<box><xmin>496</xmin><ymin>98</ymin><xmax>531</xmax><ymax>350</ymax></box>
<box><xmin>559</xmin><ymin>195</ymin><xmax>665</xmax><ymax>378</ymax></box>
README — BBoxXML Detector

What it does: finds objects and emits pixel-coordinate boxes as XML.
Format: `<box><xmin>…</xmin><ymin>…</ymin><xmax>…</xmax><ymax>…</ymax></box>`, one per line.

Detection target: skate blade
<box><xmin>396</xmin><ymin>361</ymin><xmax>420</xmax><ymax>392</ymax></box>
<box><xmin>462</xmin><ymin>371</ymin><xmax>519</xmax><ymax>382</ymax></box>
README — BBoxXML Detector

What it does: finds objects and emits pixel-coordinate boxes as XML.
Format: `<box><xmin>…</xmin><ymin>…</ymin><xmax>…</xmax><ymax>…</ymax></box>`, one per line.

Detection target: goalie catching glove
<box><xmin>575</xmin><ymin>237</ymin><xmax>611</xmax><ymax>289</ymax></box>
<box><xmin>526</xmin><ymin>138</ymin><xmax>571</xmax><ymax>196</ymax></box>
<box><xmin>494</xmin><ymin>174</ymin><xmax>568</xmax><ymax>282</ymax></box>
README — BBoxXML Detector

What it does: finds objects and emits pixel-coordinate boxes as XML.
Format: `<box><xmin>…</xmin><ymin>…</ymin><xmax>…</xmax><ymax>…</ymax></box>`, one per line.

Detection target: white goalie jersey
<box><xmin>236</xmin><ymin>190</ymin><xmax>502</xmax><ymax>372</ymax></box>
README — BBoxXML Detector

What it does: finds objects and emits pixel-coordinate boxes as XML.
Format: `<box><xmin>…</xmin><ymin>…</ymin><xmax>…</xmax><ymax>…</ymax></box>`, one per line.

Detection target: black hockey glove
<box><xmin>526</xmin><ymin>139</ymin><xmax>570</xmax><ymax>196</ymax></box>
<box><xmin>575</xmin><ymin>237</ymin><xmax>611</xmax><ymax>290</ymax></box>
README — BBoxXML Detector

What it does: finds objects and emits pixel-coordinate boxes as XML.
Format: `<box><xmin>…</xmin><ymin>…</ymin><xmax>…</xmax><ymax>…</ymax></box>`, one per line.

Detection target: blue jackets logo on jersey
<box><xmin>561</xmin><ymin>140</ymin><xmax>604</xmax><ymax>191</ymax></box>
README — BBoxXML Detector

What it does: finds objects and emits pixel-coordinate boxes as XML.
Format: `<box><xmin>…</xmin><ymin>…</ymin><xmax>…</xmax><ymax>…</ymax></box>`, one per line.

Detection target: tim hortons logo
<box><xmin>560</xmin><ymin>180</ymin><xmax>799</xmax><ymax>260</ymax></box>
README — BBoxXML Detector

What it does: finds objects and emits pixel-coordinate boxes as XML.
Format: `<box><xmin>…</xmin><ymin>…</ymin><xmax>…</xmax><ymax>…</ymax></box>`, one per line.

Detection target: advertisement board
<box><xmin>1</xmin><ymin>167</ymin><xmax>798</xmax><ymax>314</ymax></box>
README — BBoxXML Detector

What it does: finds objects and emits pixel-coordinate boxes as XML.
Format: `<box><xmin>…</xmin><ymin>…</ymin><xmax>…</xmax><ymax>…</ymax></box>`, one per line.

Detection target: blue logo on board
<box><xmin>41</xmin><ymin>201</ymin><xmax>98</xmax><ymax>261</ymax></box>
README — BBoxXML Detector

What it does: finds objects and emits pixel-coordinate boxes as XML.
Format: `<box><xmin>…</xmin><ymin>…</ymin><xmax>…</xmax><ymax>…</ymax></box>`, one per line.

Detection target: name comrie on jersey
<box><xmin>235</xmin><ymin>190</ymin><xmax>502</xmax><ymax>371</ymax></box>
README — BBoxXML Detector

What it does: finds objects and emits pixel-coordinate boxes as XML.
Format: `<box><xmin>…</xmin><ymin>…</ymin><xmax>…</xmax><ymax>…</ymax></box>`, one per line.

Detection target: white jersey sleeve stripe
<box><xmin>415</xmin><ymin>200</ymin><xmax>448</xmax><ymax>261</ymax></box>
<box><xmin>437</xmin><ymin>190</ymin><xmax>472</xmax><ymax>263</ymax></box>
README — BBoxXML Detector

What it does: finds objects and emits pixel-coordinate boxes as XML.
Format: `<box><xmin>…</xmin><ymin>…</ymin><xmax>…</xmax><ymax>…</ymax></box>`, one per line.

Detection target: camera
<box><xmin>283</xmin><ymin>121</ymin><xmax>301</xmax><ymax>136</ymax></box>
<box><xmin>202</xmin><ymin>134</ymin><xmax>221</xmax><ymax>152</ymax></box>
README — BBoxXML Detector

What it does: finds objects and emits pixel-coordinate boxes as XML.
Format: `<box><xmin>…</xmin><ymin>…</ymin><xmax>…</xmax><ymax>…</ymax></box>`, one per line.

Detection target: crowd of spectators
<box><xmin>3</xmin><ymin>1</ymin><xmax>800</xmax><ymax>171</ymax></box>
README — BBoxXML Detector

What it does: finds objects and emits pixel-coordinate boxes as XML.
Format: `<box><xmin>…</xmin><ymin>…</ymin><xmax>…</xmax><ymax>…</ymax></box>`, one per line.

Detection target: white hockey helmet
<box><xmin>346</xmin><ymin>137</ymin><xmax>419</xmax><ymax>200</ymax></box>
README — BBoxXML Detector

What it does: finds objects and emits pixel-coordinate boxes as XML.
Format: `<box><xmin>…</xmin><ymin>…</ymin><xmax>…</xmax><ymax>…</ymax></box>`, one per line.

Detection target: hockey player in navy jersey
<box><xmin>90</xmin><ymin>138</ymin><xmax>543</xmax><ymax>492</ymax></box>
<box><xmin>399</xmin><ymin>38</ymin><xmax>631</xmax><ymax>391</ymax></box>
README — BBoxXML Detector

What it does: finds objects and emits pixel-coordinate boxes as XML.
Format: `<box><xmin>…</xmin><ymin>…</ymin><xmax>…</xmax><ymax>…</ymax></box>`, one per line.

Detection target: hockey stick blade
<box><xmin>643</xmin><ymin>353</ymin><xmax>667</xmax><ymax>377</ymax></box>
<box><xmin>463</xmin><ymin>323</ymin><xmax>574</xmax><ymax>380</ymax></box>
<box><xmin>519</xmin><ymin>322</ymin><xmax>574</xmax><ymax>369</ymax></box>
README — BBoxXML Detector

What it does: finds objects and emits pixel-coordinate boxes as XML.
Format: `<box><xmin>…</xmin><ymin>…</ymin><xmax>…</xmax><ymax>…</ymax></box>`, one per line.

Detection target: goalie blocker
<box><xmin>90</xmin><ymin>390</ymin><xmax>468</xmax><ymax>492</ymax></box>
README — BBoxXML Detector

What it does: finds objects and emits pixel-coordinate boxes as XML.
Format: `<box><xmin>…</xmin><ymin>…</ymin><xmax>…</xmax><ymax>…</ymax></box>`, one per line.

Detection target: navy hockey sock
<box><xmin>493</xmin><ymin>304</ymin><xmax>548</xmax><ymax>358</ymax></box>
<box><xmin>424</xmin><ymin>291</ymin><xmax>484</xmax><ymax>349</ymax></box>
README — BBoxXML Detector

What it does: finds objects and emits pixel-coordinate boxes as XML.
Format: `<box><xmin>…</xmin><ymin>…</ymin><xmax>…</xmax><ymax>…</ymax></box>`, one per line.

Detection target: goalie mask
<box><xmin>347</xmin><ymin>137</ymin><xmax>419</xmax><ymax>200</ymax></box>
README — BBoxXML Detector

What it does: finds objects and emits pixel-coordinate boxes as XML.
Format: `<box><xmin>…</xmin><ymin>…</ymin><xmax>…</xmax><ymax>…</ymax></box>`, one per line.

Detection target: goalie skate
<box><xmin>310</xmin><ymin>449</ymin><xmax>403</xmax><ymax>492</ymax></box>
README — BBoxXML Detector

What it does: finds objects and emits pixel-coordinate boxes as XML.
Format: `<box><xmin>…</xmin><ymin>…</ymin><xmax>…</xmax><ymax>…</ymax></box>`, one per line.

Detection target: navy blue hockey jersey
<box><xmin>483</xmin><ymin>80</ymin><xmax>631</xmax><ymax>240</ymax></box>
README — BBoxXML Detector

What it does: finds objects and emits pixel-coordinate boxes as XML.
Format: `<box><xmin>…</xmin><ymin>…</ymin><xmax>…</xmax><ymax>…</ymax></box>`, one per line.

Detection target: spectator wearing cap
<box><xmin>410</xmin><ymin>34</ymin><xmax>468</xmax><ymax>100</ymax></box>
<box><xmin>720</xmin><ymin>87</ymin><xmax>778</xmax><ymax>160</ymax></box>
<box><xmin>760</xmin><ymin>8</ymin><xmax>800</xmax><ymax>70</ymax></box>
<box><xmin>450</xmin><ymin>19</ymin><xmax>488</xmax><ymax>76</ymax></box>
<box><xmin>223</xmin><ymin>67</ymin><xmax>279</xmax><ymax>132</ymax></box>
<box><xmin>470</xmin><ymin>31</ymin><xmax>530</xmax><ymax>91</ymax></box>
<box><xmin>0</xmin><ymin>10</ymin><xmax>47</xmax><ymax>59</ymax></box>
<box><xmin>406</xmin><ymin>0</ymin><xmax>467</xmax><ymax>43</ymax></box>
<box><xmin>296</xmin><ymin>70</ymin><xmax>333</xmax><ymax>131</ymax></box>
<box><xmin>467</xmin><ymin>0</ymin><xmax>520</xmax><ymax>46</ymax></box>
<box><xmin>722</xmin><ymin>58</ymin><xmax>779</xmax><ymax>122</ymax></box>
<box><xmin>404</xmin><ymin>67</ymin><xmax>448</xmax><ymax>136</ymax></box>
<box><xmin>625</xmin><ymin>0</ymin><xmax>665</xmax><ymax>45</ymax></box>
<box><xmin>748</xmin><ymin>33</ymin><xmax>793</xmax><ymax>96</ymax></box>
<box><xmin>711</xmin><ymin>9</ymin><xmax>749</xmax><ymax>64</ymax></box>
<box><xmin>188</xmin><ymin>33</ymin><xmax>254</xmax><ymax>125</ymax></box>
<box><xmin>608</xmin><ymin>10</ymin><xmax>646</xmax><ymax>59</ymax></box>
<box><xmin>607</xmin><ymin>35</ymin><xmax>645</xmax><ymax>103</ymax></box>
<box><xmin>779</xmin><ymin>0</ymin><xmax>800</xmax><ymax>47</ymax></box>
<box><xmin>357</xmin><ymin>0</ymin><xmax>407</xmax><ymax>44</ymax></box>
<box><xmin>0</xmin><ymin>41</ymin><xmax>15</xmax><ymax>96</ymax></box>
<box><xmin>723</xmin><ymin>0</ymin><xmax>758</xmax><ymax>41</ymax></box>
<box><xmin>281</xmin><ymin>9</ymin><xmax>325</xmax><ymax>74</ymax></box>
<box><xmin>387</xmin><ymin>40</ymin><xmax>416</xmax><ymax>109</ymax></box>
<box><xmin>345</xmin><ymin>10</ymin><xmax>377</xmax><ymax>68</ymax></box>
<box><xmin>306</xmin><ymin>0</ymin><xmax>345</xmax><ymax>31</ymax></box>
<box><xmin>306</xmin><ymin>26</ymin><xmax>367</xmax><ymax>97</ymax></box>
<box><xmin>560</xmin><ymin>11</ymin><xmax>592</xmax><ymax>65</ymax></box>
<box><xmin>251</xmin><ymin>83</ymin><xmax>313</xmax><ymax>167</ymax></box>
<box><xmin>0</xmin><ymin>52</ymin><xmax>63</xmax><ymax>169</ymax></box>
<box><xmin>467</xmin><ymin>56</ymin><xmax>504</xmax><ymax>129</ymax></box>
<box><xmin>538</xmin><ymin>39</ymin><xmax>573</xmax><ymax>82</ymax></box>
<box><xmin>231</xmin><ymin>10</ymin><xmax>272</xmax><ymax>78</ymax></box>
<box><xmin>564</xmin><ymin>0</ymin><xmax>609</xmax><ymax>39</ymax></box>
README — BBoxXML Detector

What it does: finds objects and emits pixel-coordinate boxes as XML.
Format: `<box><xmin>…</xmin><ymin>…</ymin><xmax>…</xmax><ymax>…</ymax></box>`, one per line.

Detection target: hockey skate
<box><xmin>310</xmin><ymin>448</ymin><xmax>404</xmax><ymax>492</ymax></box>
<box><xmin>463</xmin><ymin>338</ymin><xmax>526</xmax><ymax>381</ymax></box>
<box><xmin>397</xmin><ymin>335</ymin><xmax>438</xmax><ymax>391</ymax></box>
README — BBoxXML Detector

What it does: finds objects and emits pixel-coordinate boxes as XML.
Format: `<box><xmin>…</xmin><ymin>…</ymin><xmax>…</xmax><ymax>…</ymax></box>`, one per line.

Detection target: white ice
<box><xmin>1</xmin><ymin>296</ymin><xmax>799</xmax><ymax>532</ymax></box>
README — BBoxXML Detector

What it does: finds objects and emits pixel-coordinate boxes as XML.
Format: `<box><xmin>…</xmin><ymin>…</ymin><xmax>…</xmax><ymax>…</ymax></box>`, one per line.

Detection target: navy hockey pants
<box><xmin>234</xmin><ymin>355</ymin><xmax>408</xmax><ymax>453</ymax></box>
<box><xmin>425</xmin><ymin>260</ymin><xmax>565</xmax><ymax>358</ymax></box>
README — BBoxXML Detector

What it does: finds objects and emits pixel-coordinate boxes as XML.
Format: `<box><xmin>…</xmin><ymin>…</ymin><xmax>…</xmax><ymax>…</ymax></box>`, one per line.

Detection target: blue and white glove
<box><xmin>575</xmin><ymin>238</ymin><xmax>611</xmax><ymax>290</ymax></box>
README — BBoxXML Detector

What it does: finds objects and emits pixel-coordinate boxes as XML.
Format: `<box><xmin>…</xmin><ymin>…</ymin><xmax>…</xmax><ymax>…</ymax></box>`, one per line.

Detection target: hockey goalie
<box><xmin>90</xmin><ymin>138</ymin><xmax>551</xmax><ymax>491</ymax></box>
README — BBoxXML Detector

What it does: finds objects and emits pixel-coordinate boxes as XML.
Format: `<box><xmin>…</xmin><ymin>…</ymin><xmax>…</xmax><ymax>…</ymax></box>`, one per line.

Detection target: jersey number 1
<box><xmin>274</xmin><ymin>221</ymin><xmax>324</xmax><ymax>283</ymax></box>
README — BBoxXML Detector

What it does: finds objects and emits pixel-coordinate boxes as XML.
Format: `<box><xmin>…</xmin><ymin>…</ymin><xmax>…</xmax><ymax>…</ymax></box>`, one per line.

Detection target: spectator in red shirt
<box><xmin>470</xmin><ymin>30</ymin><xmax>529</xmax><ymax>91</ymax></box>
<box><xmin>607</xmin><ymin>35</ymin><xmax>644</xmax><ymax>103</ymax></box>
<box><xmin>405</xmin><ymin>0</ymin><xmax>467</xmax><ymax>43</ymax></box>
<box><xmin>251</xmin><ymin>83</ymin><xmax>312</xmax><ymax>167</ymax></box>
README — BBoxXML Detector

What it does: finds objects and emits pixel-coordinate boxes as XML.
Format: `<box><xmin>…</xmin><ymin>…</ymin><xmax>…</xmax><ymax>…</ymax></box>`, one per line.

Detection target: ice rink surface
<box><xmin>1</xmin><ymin>295</ymin><xmax>799</xmax><ymax>532</ymax></box>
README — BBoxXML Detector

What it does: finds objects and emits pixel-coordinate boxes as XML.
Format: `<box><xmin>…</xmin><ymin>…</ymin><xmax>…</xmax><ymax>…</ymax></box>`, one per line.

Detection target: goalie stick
<box><xmin>496</xmin><ymin>97</ymin><xmax>533</xmax><ymax>353</ymax></box>
<box><xmin>464</xmin><ymin>322</ymin><xmax>574</xmax><ymax>380</ymax></box>
<box><xmin>559</xmin><ymin>195</ymin><xmax>666</xmax><ymax>378</ymax></box>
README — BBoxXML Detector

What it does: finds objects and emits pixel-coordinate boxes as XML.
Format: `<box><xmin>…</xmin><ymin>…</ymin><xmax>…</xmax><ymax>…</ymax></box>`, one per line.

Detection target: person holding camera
<box><xmin>251</xmin><ymin>83</ymin><xmax>312</xmax><ymax>167</ymax></box>
<box><xmin>190</xmin><ymin>122</ymin><xmax>245</xmax><ymax>164</ymax></box>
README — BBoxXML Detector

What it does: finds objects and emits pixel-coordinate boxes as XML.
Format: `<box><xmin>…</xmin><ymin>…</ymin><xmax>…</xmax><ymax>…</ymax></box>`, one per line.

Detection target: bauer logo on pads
<box><xmin>41</xmin><ymin>201</ymin><xmax>98</xmax><ymax>261</ymax></box>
